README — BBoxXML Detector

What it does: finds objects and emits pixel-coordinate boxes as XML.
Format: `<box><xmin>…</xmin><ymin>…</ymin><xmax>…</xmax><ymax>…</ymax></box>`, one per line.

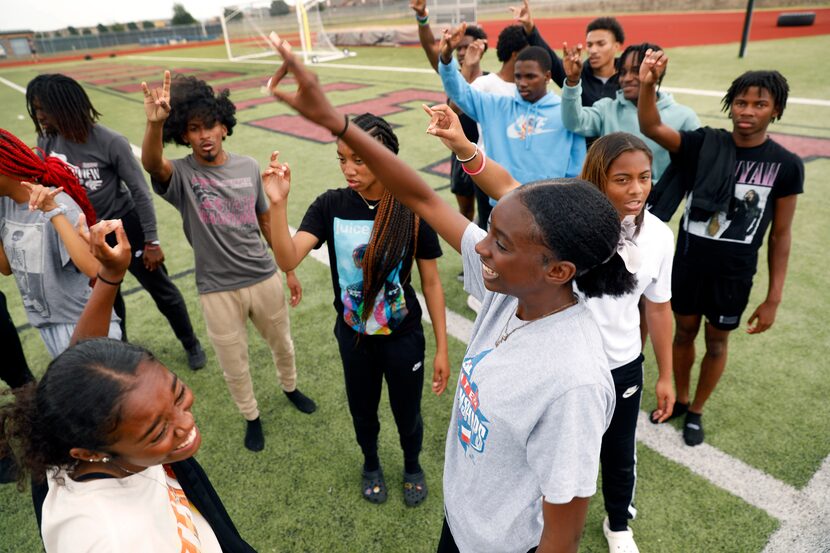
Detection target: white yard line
<box><xmin>1</xmin><ymin>72</ymin><xmax>826</xmax><ymax>550</ymax></box>
<box><xmin>124</xmin><ymin>54</ymin><xmax>830</xmax><ymax>107</ymax></box>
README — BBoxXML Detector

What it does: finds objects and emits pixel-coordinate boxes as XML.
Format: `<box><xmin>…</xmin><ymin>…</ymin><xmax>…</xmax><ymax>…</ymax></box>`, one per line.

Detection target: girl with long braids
<box><xmin>0</xmin><ymin>221</ymin><xmax>256</xmax><ymax>552</ymax></box>
<box><xmin>0</xmin><ymin>128</ymin><xmax>119</xmax><ymax>356</ymax></box>
<box><xmin>266</xmin><ymin>113</ymin><xmax>449</xmax><ymax>507</ymax></box>
<box><xmin>264</xmin><ymin>40</ymin><xmax>633</xmax><ymax>552</ymax></box>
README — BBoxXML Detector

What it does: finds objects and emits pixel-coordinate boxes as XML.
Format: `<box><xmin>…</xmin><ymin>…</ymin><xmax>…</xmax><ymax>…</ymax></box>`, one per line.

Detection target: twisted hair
<box><xmin>620</xmin><ymin>43</ymin><xmax>664</xmax><ymax>87</ymax></box>
<box><xmin>0</xmin><ymin>129</ymin><xmax>96</xmax><ymax>225</ymax></box>
<box><xmin>0</xmin><ymin>339</ymin><xmax>151</xmax><ymax>488</ymax></box>
<box><xmin>26</xmin><ymin>74</ymin><xmax>101</xmax><ymax>144</ymax></box>
<box><xmin>581</xmin><ymin>132</ymin><xmax>653</xmax><ymax>228</ymax></box>
<box><xmin>163</xmin><ymin>75</ymin><xmax>237</xmax><ymax>146</ymax></box>
<box><xmin>349</xmin><ymin>113</ymin><xmax>420</xmax><ymax>326</ymax></box>
<box><xmin>516</xmin><ymin>179</ymin><xmax>637</xmax><ymax>298</ymax></box>
<box><xmin>722</xmin><ymin>70</ymin><xmax>789</xmax><ymax>121</ymax></box>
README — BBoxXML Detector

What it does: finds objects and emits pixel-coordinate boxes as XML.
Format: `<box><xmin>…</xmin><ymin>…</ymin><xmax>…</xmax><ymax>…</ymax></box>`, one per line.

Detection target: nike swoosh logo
<box><xmin>412</xmin><ymin>361</ymin><xmax>423</xmax><ymax>372</ymax></box>
<box><xmin>622</xmin><ymin>385</ymin><xmax>640</xmax><ymax>399</ymax></box>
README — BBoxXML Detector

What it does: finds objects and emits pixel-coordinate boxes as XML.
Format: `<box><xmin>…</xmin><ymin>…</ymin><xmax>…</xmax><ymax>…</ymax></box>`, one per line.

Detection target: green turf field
<box><xmin>0</xmin><ymin>34</ymin><xmax>827</xmax><ymax>552</ymax></box>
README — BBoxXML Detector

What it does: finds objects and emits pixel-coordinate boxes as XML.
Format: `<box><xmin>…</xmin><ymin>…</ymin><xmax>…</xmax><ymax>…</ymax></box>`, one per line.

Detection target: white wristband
<box><xmin>41</xmin><ymin>203</ymin><xmax>67</xmax><ymax>221</ymax></box>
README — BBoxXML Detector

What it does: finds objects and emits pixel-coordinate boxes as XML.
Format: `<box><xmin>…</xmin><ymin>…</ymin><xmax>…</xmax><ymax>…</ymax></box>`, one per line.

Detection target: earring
<box><xmin>102</xmin><ymin>456</ymin><xmax>111</xmax><ymax>463</ymax></box>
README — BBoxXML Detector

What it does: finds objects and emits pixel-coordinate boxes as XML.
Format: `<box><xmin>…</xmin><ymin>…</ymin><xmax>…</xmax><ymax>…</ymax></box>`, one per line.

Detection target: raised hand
<box><xmin>562</xmin><ymin>42</ymin><xmax>584</xmax><ymax>85</ymax></box>
<box><xmin>409</xmin><ymin>0</ymin><xmax>427</xmax><ymax>17</ymax></box>
<box><xmin>439</xmin><ymin>22</ymin><xmax>468</xmax><ymax>64</ymax></box>
<box><xmin>509</xmin><ymin>0</ymin><xmax>533</xmax><ymax>34</ymax></box>
<box><xmin>262</xmin><ymin>151</ymin><xmax>292</xmax><ymax>205</ymax></box>
<box><xmin>464</xmin><ymin>39</ymin><xmax>486</xmax><ymax>68</ymax></box>
<box><xmin>21</xmin><ymin>181</ymin><xmax>62</xmax><ymax>213</ymax></box>
<box><xmin>89</xmin><ymin>219</ymin><xmax>131</xmax><ymax>281</ymax></box>
<box><xmin>266</xmin><ymin>36</ymin><xmax>344</xmax><ymax>135</ymax></box>
<box><xmin>423</xmin><ymin>103</ymin><xmax>471</xmax><ymax>155</ymax></box>
<box><xmin>141</xmin><ymin>70</ymin><xmax>171</xmax><ymax>122</ymax></box>
<box><xmin>639</xmin><ymin>48</ymin><xmax>667</xmax><ymax>87</ymax></box>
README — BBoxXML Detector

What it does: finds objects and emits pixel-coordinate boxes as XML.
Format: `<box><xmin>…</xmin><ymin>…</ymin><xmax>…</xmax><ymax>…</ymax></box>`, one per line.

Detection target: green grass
<box><xmin>1</xmin><ymin>33</ymin><xmax>828</xmax><ymax>552</ymax></box>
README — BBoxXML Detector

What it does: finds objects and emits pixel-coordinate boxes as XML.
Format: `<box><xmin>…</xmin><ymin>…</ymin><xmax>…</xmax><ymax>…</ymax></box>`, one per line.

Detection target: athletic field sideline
<box><xmin>0</xmin><ymin>13</ymin><xmax>827</xmax><ymax>552</ymax></box>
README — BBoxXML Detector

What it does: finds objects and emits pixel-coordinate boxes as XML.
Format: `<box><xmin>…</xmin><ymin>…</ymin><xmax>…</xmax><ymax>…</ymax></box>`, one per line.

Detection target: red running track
<box><xmin>479</xmin><ymin>8</ymin><xmax>830</xmax><ymax>49</ymax></box>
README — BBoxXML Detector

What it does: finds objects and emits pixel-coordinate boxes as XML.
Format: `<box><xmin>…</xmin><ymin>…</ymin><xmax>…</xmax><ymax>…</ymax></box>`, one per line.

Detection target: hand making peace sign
<box><xmin>141</xmin><ymin>70</ymin><xmax>172</xmax><ymax>123</ymax></box>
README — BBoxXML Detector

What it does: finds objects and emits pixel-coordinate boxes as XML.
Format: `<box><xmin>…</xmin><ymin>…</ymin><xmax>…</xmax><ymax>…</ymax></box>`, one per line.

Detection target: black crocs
<box><xmin>361</xmin><ymin>468</ymin><xmax>387</xmax><ymax>504</ymax></box>
<box><xmin>403</xmin><ymin>470</ymin><xmax>428</xmax><ymax>507</ymax></box>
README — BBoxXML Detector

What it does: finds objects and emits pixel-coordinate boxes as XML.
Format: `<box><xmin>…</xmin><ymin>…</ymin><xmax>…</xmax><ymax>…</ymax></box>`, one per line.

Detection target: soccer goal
<box><xmin>221</xmin><ymin>0</ymin><xmax>354</xmax><ymax>64</ymax></box>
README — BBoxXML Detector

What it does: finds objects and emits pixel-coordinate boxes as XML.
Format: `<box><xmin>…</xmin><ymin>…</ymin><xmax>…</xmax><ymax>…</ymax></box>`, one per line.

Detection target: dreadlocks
<box><xmin>620</xmin><ymin>43</ymin><xmax>664</xmax><ymax>87</ymax></box>
<box><xmin>722</xmin><ymin>70</ymin><xmax>789</xmax><ymax>121</ymax></box>
<box><xmin>26</xmin><ymin>74</ymin><xmax>101</xmax><ymax>144</ymax></box>
<box><xmin>350</xmin><ymin>113</ymin><xmax>420</xmax><ymax>325</ymax></box>
<box><xmin>0</xmin><ymin>128</ymin><xmax>96</xmax><ymax>225</ymax></box>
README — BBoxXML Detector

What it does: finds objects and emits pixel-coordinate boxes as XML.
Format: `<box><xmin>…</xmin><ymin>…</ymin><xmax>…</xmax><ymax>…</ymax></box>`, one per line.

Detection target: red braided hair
<box><xmin>0</xmin><ymin>128</ymin><xmax>96</xmax><ymax>225</ymax></box>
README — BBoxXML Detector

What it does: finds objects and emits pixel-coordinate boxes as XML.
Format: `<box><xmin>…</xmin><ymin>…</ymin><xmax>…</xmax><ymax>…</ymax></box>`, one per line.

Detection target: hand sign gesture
<box><xmin>262</xmin><ymin>151</ymin><xmax>292</xmax><ymax>205</ymax></box>
<box><xmin>21</xmin><ymin>181</ymin><xmax>62</xmax><ymax>213</ymax></box>
<box><xmin>562</xmin><ymin>42</ymin><xmax>584</xmax><ymax>85</ymax></box>
<box><xmin>141</xmin><ymin>70</ymin><xmax>172</xmax><ymax>123</ymax></box>
<box><xmin>409</xmin><ymin>0</ymin><xmax>427</xmax><ymax>17</ymax></box>
<box><xmin>639</xmin><ymin>48</ymin><xmax>667</xmax><ymax>87</ymax></box>
<box><xmin>423</xmin><ymin>104</ymin><xmax>469</xmax><ymax>154</ymax></box>
<box><xmin>509</xmin><ymin>0</ymin><xmax>533</xmax><ymax>34</ymax></box>
<box><xmin>439</xmin><ymin>22</ymin><xmax>468</xmax><ymax>63</ymax></box>
<box><xmin>464</xmin><ymin>39</ymin><xmax>486</xmax><ymax>68</ymax></box>
<box><xmin>266</xmin><ymin>35</ymin><xmax>344</xmax><ymax>134</ymax></box>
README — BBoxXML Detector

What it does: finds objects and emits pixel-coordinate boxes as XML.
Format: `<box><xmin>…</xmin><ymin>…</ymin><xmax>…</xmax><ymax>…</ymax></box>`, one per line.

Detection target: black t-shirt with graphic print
<box><xmin>298</xmin><ymin>187</ymin><xmax>442</xmax><ymax>337</ymax></box>
<box><xmin>672</xmin><ymin>129</ymin><xmax>804</xmax><ymax>278</ymax></box>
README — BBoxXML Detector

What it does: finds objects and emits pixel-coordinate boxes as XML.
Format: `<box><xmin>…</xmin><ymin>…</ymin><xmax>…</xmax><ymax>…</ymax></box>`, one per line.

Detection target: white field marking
<box><xmin>124</xmin><ymin>54</ymin><xmax>830</xmax><ymax>107</ymax></box>
<box><xmin>1</xmin><ymin>72</ymin><xmax>824</xmax><ymax>548</ymax></box>
<box><xmin>762</xmin><ymin>454</ymin><xmax>830</xmax><ymax>553</ymax></box>
<box><xmin>0</xmin><ymin>76</ymin><xmax>27</xmax><ymax>93</ymax></box>
<box><xmin>126</xmin><ymin>54</ymin><xmax>436</xmax><ymax>75</ymax></box>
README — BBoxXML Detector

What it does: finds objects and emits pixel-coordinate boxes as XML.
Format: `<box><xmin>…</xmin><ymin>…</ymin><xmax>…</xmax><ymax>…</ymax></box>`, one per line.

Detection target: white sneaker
<box><xmin>466</xmin><ymin>294</ymin><xmax>481</xmax><ymax>314</ymax></box>
<box><xmin>603</xmin><ymin>517</ymin><xmax>639</xmax><ymax>553</ymax></box>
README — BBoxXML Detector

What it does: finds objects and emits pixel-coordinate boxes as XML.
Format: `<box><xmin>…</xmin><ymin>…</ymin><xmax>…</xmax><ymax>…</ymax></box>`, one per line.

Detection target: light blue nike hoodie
<box><xmin>561</xmin><ymin>83</ymin><xmax>700</xmax><ymax>181</ymax></box>
<box><xmin>439</xmin><ymin>58</ymin><xmax>586</xmax><ymax>188</ymax></box>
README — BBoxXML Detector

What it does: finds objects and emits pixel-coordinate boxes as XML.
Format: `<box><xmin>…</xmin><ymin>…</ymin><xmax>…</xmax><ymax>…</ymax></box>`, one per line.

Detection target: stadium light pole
<box><xmin>739</xmin><ymin>0</ymin><xmax>755</xmax><ymax>58</ymax></box>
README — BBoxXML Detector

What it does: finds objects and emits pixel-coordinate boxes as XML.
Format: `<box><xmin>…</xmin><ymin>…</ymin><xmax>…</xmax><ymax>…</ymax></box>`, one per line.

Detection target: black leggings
<box><xmin>0</xmin><ymin>291</ymin><xmax>34</xmax><ymax>389</ymax></box>
<box><xmin>109</xmin><ymin>207</ymin><xmax>197</xmax><ymax>348</ymax></box>
<box><xmin>335</xmin><ymin>320</ymin><xmax>425</xmax><ymax>466</ymax></box>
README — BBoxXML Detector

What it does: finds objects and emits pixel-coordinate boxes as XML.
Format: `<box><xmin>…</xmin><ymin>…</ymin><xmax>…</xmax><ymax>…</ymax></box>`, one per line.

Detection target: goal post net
<box><xmin>221</xmin><ymin>0</ymin><xmax>354</xmax><ymax>64</ymax></box>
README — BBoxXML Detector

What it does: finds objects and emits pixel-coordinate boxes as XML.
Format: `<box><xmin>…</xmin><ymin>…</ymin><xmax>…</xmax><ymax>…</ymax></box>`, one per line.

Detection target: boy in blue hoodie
<box><xmin>561</xmin><ymin>43</ymin><xmax>700</xmax><ymax>182</ymax></box>
<box><xmin>438</xmin><ymin>25</ymin><xmax>585</xmax><ymax>190</ymax></box>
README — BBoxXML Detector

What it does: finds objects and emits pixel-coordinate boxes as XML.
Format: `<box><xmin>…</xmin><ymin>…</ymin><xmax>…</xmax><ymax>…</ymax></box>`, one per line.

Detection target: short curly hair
<box><xmin>496</xmin><ymin>25</ymin><xmax>528</xmax><ymax>63</ymax></box>
<box><xmin>162</xmin><ymin>74</ymin><xmax>237</xmax><ymax>146</ymax></box>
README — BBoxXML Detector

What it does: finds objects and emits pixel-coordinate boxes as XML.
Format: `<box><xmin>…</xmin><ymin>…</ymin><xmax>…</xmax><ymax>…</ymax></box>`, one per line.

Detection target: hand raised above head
<box><xmin>639</xmin><ymin>49</ymin><xmax>667</xmax><ymax>86</ymax></box>
<box><xmin>562</xmin><ymin>42</ymin><xmax>584</xmax><ymax>84</ymax></box>
<box><xmin>509</xmin><ymin>0</ymin><xmax>533</xmax><ymax>34</ymax></box>
<box><xmin>439</xmin><ymin>22</ymin><xmax>468</xmax><ymax>63</ymax></box>
<box><xmin>465</xmin><ymin>39</ymin><xmax>486</xmax><ymax>67</ymax></box>
<box><xmin>266</xmin><ymin>36</ymin><xmax>344</xmax><ymax>135</ymax></box>
<box><xmin>423</xmin><ymin>103</ymin><xmax>471</xmax><ymax>155</ymax></box>
<box><xmin>409</xmin><ymin>0</ymin><xmax>427</xmax><ymax>17</ymax></box>
<box><xmin>141</xmin><ymin>70</ymin><xmax>171</xmax><ymax>122</ymax></box>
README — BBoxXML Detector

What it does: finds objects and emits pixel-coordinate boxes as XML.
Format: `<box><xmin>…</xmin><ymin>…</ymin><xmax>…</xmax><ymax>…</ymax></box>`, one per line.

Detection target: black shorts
<box><xmin>671</xmin><ymin>264</ymin><xmax>753</xmax><ymax>331</ymax></box>
<box><xmin>449</xmin><ymin>157</ymin><xmax>474</xmax><ymax>197</ymax></box>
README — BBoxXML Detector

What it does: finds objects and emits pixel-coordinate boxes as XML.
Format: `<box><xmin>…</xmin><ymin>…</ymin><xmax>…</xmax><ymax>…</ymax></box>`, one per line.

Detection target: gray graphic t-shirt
<box><xmin>0</xmin><ymin>193</ymin><xmax>92</xmax><ymax>328</ymax></box>
<box><xmin>442</xmin><ymin>223</ymin><xmax>615</xmax><ymax>553</ymax></box>
<box><xmin>153</xmin><ymin>153</ymin><xmax>276</xmax><ymax>294</ymax></box>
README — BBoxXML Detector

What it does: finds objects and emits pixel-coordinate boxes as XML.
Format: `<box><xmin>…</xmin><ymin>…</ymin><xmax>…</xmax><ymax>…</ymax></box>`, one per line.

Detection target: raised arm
<box><xmin>23</xmin><ymin>182</ymin><xmax>99</xmax><ymax>278</ymax></box>
<box><xmin>460</xmin><ymin>39</ymin><xmax>486</xmax><ymax>83</ymax></box>
<box><xmin>141</xmin><ymin>70</ymin><xmax>174</xmax><ymax>186</ymax></box>
<box><xmin>637</xmin><ymin>49</ymin><xmax>681</xmax><ymax>153</ymax></box>
<box><xmin>267</xmin><ymin>38</ymin><xmax>468</xmax><ymax>252</ymax></box>
<box><xmin>262</xmin><ymin>151</ymin><xmax>319</xmax><ymax>271</ymax></box>
<box><xmin>70</xmin><ymin>220</ymin><xmax>131</xmax><ymax>344</ymax></box>
<box><xmin>424</xmin><ymin>104</ymin><xmax>520</xmax><ymax>200</ymax></box>
<box><xmin>747</xmin><ymin>195</ymin><xmax>797</xmax><ymax>334</ymax></box>
<box><xmin>410</xmin><ymin>0</ymin><xmax>440</xmax><ymax>72</ymax></box>
<box><xmin>560</xmin><ymin>44</ymin><xmax>602</xmax><ymax>136</ymax></box>
<box><xmin>512</xmin><ymin>0</ymin><xmax>566</xmax><ymax>88</ymax></box>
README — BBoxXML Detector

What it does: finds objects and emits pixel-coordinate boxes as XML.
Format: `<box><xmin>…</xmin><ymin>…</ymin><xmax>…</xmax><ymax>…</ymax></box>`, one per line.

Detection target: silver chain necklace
<box><xmin>355</xmin><ymin>190</ymin><xmax>380</xmax><ymax>210</ymax></box>
<box><xmin>495</xmin><ymin>297</ymin><xmax>578</xmax><ymax>348</ymax></box>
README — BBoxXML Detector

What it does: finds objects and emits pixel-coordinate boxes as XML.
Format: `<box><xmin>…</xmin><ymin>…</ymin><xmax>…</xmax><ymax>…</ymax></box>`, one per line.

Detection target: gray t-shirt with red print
<box><xmin>152</xmin><ymin>153</ymin><xmax>275</xmax><ymax>294</ymax></box>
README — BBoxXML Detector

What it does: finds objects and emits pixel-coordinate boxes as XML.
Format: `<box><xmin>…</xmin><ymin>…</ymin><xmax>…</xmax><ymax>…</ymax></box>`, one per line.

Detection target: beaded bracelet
<box><xmin>461</xmin><ymin>150</ymin><xmax>487</xmax><ymax>176</ymax></box>
<box><xmin>455</xmin><ymin>144</ymin><xmax>478</xmax><ymax>163</ymax></box>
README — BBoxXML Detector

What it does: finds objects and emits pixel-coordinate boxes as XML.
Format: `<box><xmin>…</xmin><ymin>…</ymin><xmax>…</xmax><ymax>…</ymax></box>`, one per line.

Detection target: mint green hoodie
<box><xmin>561</xmin><ymin>83</ymin><xmax>700</xmax><ymax>181</ymax></box>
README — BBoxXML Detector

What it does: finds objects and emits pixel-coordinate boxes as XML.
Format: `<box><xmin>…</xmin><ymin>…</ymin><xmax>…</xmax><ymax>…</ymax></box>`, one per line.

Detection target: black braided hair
<box><xmin>26</xmin><ymin>74</ymin><xmax>102</xmax><ymax>144</ymax></box>
<box><xmin>620</xmin><ymin>43</ymin><xmax>664</xmax><ymax>86</ymax></box>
